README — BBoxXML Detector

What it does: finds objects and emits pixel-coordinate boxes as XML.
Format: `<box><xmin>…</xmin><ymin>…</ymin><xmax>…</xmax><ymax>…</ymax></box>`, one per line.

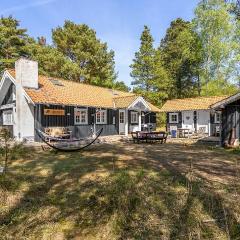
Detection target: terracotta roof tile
<box><xmin>7</xmin><ymin>69</ymin><xmax>160</xmax><ymax>112</ymax></box>
<box><xmin>160</xmin><ymin>96</ymin><xmax>229</xmax><ymax>112</ymax></box>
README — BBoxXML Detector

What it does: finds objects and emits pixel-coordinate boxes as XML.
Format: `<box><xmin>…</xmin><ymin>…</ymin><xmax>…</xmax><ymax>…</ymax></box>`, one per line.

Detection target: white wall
<box><xmin>197</xmin><ymin>110</ymin><xmax>210</xmax><ymax>134</ymax></box>
<box><xmin>15</xmin><ymin>58</ymin><xmax>38</xmax><ymax>141</ymax></box>
<box><xmin>15</xmin><ymin>84</ymin><xmax>35</xmax><ymax>141</ymax></box>
<box><xmin>182</xmin><ymin>111</ymin><xmax>194</xmax><ymax>131</ymax></box>
<box><xmin>15</xmin><ymin>58</ymin><xmax>38</xmax><ymax>89</ymax></box>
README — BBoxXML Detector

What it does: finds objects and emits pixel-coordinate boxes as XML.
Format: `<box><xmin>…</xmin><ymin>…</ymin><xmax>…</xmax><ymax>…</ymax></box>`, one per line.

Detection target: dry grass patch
<box><xmin>0</xmin><ymin>142</ymin><xmax>240</xmax><ymax>239</ymax></box>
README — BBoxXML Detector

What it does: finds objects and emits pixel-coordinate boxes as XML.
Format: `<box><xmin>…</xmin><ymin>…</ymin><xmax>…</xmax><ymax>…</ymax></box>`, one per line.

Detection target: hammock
<box><xmin>36</xmin><ymin>128</ymin><xmax>103</xmax><ymax>152</ymax></box>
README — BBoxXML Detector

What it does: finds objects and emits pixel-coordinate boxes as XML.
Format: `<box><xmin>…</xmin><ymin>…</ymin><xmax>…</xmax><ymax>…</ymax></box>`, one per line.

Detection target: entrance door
<box><xmin>182</xmin><ymin>111</ymin><xmax>194</xmax><ymax>130</ymax></box>
<box><xmin>119</xmin><ymin>110</ymin><xmax>125</xmax><ymax>134</ymax></box>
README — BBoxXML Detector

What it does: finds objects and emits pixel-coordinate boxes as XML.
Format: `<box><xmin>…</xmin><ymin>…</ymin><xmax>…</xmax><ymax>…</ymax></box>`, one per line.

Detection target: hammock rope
<box><xmin>36</xmin><ymin>127</ymin><xmax>103</xmax><ymax>152</ymax></box>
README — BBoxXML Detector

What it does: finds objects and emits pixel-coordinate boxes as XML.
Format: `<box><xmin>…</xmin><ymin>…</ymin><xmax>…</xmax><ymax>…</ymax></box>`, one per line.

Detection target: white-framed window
<box><xmin>74</xmin><ymin>108</ymin><xmax>88</xmax><ymax>125</ymax></box>
<box><xmin>96</xmin><ymin>110</ymin><xmax>107</xmax><ymax>124</ymax></box>
<box><xmin>131</xmin><ymin>112</ymin><xmax>138</xmax><ymax>124</ymax></box>
<box><xmin>119</xmin><ymin>111</ymin><xmax>124</xmax><ymax>124</ymax></box>
<box><xmin>215</xmin><ymin>112</ymin><xmax>221</xmax><ymax>123</ymax></box>
<box><xmin>169</xmin><ymin>113</ymin><xmax>178</xmax><ymax>124</ymax></box>
<box><xmin>3</xmin><ymin>111</ymin><xmax>13</xmax><ymax>125</ymax></box>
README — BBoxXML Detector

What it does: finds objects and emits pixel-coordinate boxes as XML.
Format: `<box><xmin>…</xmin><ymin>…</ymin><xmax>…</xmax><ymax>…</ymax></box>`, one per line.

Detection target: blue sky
<box><xmin>0</xmin><ymin>0</ymin><xmax>199</xmax><ymax>86</ymax></box>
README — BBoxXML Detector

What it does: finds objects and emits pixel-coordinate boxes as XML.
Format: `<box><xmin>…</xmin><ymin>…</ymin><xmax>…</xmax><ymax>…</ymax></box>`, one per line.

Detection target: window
<box><xmin>96</xmin><ymin>110</ymin><xmax>107</xmax><ymax>124</ymax></box>
<box><xmin>215</xmin><ymin>112</ymin><xmax>221</xmax><ymax>123</ymax></box>
<box><xmin>74</xmin><ymin>108</ymin><xmax>88</xmax><ymax>124</ymax></box>
<box><xmin>119</xmin><ymin>112</ymin><xmax>124</xmax><ymax>123</ymax></box>
<box><xmin>169</xmin><ymin>113</ymin><xmax>178</xmax><ymax>124</ymax></box>
<box><xmin>3</xmin><ymin>111</ymin><xmax>13</xmax><ymax>125</ymax></box>
<box><xmin>131</xmin><ymin>112</ymin><xmax>138</xmax><ymax>124</ymax></box>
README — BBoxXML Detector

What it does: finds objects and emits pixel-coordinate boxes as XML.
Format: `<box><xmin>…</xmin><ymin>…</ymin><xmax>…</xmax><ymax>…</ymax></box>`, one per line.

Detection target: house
<box><xmin>0</xmin><ymin>58</ymin><xmax>160</xmax><ymax>141</ymax></box>
<box><xmin>160</xmin><ymin>96</ymin><xmax>229</xmax><ymax>136</ymax></box>
<box><xmin>211</xmin><ymin>93</ymin><xmax>240</xmax><ymax>146</ymax></box>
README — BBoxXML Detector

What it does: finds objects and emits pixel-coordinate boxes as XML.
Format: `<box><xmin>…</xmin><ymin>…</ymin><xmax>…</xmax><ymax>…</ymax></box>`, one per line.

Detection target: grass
<box><xmin>0</xmin><ymin>142</ymin><xmax>240</xmax><ymax>239</ymax></box>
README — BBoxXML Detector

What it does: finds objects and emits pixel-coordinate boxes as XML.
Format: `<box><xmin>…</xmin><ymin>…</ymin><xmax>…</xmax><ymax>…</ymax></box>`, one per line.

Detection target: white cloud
<box><xmin>0</xmin><ymin>0</ymin><xmax>57</xmax><ymax>15</ymax></box>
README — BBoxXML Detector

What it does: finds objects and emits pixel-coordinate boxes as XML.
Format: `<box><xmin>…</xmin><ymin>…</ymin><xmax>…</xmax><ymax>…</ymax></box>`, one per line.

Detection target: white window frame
<box><xmin>119</xmin><ymin>111</ymin><xmax>124</xmax><ymax>124</ymax></box>
<box><xmin>3</xmin><ymin>110</ymin><xmax>13</xmax><ymax>125</ymax></box>
<box><xmin>74</xmin><ymin>108</ymin><xmax>88</xmax><ymax>125</ymax></box>
<box><xmin>96</xmin><ymin>110</ymin><xmax>107</xmax><ymax>124</ymax></box>
<box><xmin>169</xmin><ymin>113</ymin><xmax>178</xmax><ymax>124</ymax></box>
<box><xmin>214</xmin><ymin>112</ymin><xmax>221</xmax><ymax>124</ymax></box>
<box><xmin>131</xmin><ymin>112</ymin><xmax>138</xmax><ymax>124</ymax></box>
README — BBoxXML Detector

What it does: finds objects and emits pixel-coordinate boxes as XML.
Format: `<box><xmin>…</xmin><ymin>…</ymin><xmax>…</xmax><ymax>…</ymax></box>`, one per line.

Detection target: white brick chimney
<box><xmin>15</xmin><ymin>58</ymin><xmax>36</xmax><ymax>141</ymax></box>
<box><xmin>15</xmin><ymin>58</ymin><xmax>38</xmax><ymax>89</ymax></box>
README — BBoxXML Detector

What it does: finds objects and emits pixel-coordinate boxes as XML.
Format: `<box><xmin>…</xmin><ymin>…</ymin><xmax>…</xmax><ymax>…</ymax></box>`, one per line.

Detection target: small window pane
<box><xmin>75</xmin><ymin>109</ymin><xmax>88</xmax><ymax>124</ymax></box>
<box><xmin>131</xmin><ymin>112</ymin><xmax>138</xmax><ymax>123</ymax></box>
<box><xmin>96</xmin><ymin>110</ymin><xmax>107</xmax><ymax>124</ymax></box>
<box><xmin>120</xmin><ymin>112</ymin><xmax>124</xmax><ymax>123</ymax></box>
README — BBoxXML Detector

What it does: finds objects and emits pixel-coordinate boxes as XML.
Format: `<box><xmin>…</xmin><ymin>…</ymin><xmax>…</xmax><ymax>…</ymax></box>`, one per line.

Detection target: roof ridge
<box><xmin>113</xmin><ymin>94</ymin><xmax>137</xmax><ymax>99</ymax></box>
<box><xmin>6</xmin><ymin>69</ymin><xmax>131</xmax><ymax>95</ymax></box>
<box><xmin>168</xmin><ymin>95</ymin><xmax>230</xmax><ymax>101</ymax></box>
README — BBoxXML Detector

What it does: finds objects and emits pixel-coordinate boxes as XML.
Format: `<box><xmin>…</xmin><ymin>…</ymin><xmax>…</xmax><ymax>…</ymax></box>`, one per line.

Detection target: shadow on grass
<box><xmin>0</xmin><ymin>142</ymin><xmax>240</xmax><ymax>239</ymax></box>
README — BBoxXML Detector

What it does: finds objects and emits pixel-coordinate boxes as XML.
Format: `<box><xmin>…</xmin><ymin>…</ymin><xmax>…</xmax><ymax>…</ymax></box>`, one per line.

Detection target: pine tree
<box><xmin>25</xmin><ymin>42</ymin><xmax>81</xmax><ymax>80</ymax></box>
<box><xmin>160</xmin><ymin>18</ymin><xmax>203</xmax><ymax>98</ymax></box>
<box><xmin>52</xmin><ymin>21</ymin><xmax>117</xmax><ymax>87</ymax></box>
<box><xmin>0</xmin><ymin>16</ymin><xmax>29</xmax><ymax>71</ymax></box>
<box><xmin>150</xmin><ymin>49</ymin><xmax>172</xmax><ymax>106</ymax></box>
<box><xmin>130</xmin><ymin>25</ymin><xmax>155</xmax><ymax>94</ymax></box>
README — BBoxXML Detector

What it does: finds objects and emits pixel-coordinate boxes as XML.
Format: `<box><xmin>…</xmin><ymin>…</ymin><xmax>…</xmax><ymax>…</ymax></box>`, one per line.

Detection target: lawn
<box><xmin>0</xmin><ymin>141</ymin><xmax>240</xmax><ymax>239</ymax></box>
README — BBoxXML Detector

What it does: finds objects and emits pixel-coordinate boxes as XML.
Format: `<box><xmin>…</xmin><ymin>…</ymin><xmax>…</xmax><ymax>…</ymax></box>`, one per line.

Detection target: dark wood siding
<box><xmin>221</xmin><ymin>105</ymin><xmax>240</xmax><ymax>145</ymax></box>
<box><xmin>115</xmin><ymin>110</ymin><xmax>119</xmax><ymax>133</ymax></box>
<box><xmin>193</xmin><ymin>111</ymin><xmax>197</xmax><ymax>131</ymax></box>
<box><xmin>40</xmin><ymin>105</ymin><xmax>74</xmax><ymax>127</ymax></box>
<box><xmin>2</xmin><ymin>83</ymin><xmax>15</xmax><ymax>105</ymax></box>
<box><xmin>166</xmin><ymin>112</ymin><xmax>182</xmax><ymax>132</ymax></box>
<box><xmin>88</xmin><ymin>108</ymin><xmax>96</xmax><ymax>125</ymax></box>
<box><xmin>34</xmin><ymin>104</ymin><xmax>119</xmax><ymax>141</ymax></box>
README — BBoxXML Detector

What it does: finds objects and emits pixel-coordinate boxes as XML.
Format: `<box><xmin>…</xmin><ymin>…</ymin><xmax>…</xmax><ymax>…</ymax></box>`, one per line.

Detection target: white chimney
<box><xmin>15</xmin><ymin>58</ymin><xmax>38</xmax><ymax>89</ymax></box>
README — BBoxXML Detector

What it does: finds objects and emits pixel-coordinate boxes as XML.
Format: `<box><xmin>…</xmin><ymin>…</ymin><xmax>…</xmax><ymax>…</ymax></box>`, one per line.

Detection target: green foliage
<box><xmin>52</xmin><ymin>21</ymin><xmax>117</xmax><ymax>87</ymax></box>
<box><xmin>130</xmin><ymin>25</ymin><xmax>155</xmax><ymax>92</ymax></box>
<box><xmin>0</xmin><ymin>17</ymin><xmax>121</xmax><ymax>90</ymax></box>
<box><xmin>24</xmin><ymin>42</ymin><xmax>81</xmax><ymax>80</ymax></box>
<box><xmin>113</xmin><ymin>81</ymin><xmax>130</xmax><ymax>92</ymax></box>
<box><xmin>0</xmin><ymin>16</ymin><xmax>29</xmax><ymax>71</ymax></box>
<box><xmin>130</xmin><ymin>2</ymin><xmax>240</xmax><ymax>102</ymax></box>
<box><xmin>193</xmin><ymin>0</ymin><xmax>239</xmax><ymax>95</ymax></box>
<box><xmin>130</xmin><ymin>26</ymin><xmax>171</xmax><ymax>106</ymax></box>
<box><xmin>160</xmin><ymin>18</ymin><xmax>203</xmax><ymax>98</ymax></box>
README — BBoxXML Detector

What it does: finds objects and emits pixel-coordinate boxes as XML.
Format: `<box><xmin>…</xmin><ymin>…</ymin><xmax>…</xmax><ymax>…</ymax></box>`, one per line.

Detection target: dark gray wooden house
<box><xmin>0</xmin><ymin>58</ymin><xmax>160</xmax><ymax>141</ymax></box>
<box><xmin>211</xmin><ymin>93</ymin><xmax>240</xmax><ymax>146</ymax></box>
